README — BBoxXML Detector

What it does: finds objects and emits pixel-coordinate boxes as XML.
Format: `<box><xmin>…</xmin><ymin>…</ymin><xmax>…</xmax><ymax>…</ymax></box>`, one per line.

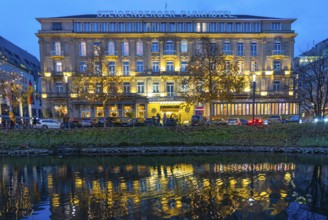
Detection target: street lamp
<box><xmin>64</xmin><ymin>74</ymin><xmax>69</xmax><ymax>117</ymax></box>
<box><xmin>252</xmin><ymin>74</ymin><xmax>256</xmax><ymax>122</ymax></box>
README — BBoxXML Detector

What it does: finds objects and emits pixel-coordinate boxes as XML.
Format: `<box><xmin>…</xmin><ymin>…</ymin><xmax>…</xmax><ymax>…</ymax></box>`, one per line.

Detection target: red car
<box><xmin>247</xmin><ymin>118</ymin><xmax>263</xmax><ymax>125</ymax></box>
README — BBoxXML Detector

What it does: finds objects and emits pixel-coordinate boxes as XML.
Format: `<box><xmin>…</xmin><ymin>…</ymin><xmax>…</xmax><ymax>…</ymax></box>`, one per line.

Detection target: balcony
<box><xmin>104</xmin><ymin>50</ymin><xmax>118</xmax><ymax>59</ymax></box>
<box><xmin>53</xmin><ymin>71</ymin><xmax>64</xmax><ymax>77</ymax></box>
<box><xmin>223</xmin><ymin>50</ymin><xmax>234</xmax><ymax>55</ymax></box>
<box><xmin>163</xmin><ymin>50</ymin><xmax>176</xmax><ymax>55</ymax></box>
<box><xmin>272</xmin><ymin>50</ymin><xmax>285</xmax><ymax>55</ymax></box>
<box><xmin>50</xmin><ymin>50</ymin><xmax>64</xmax><ymax>57</ymax></box>
<box><xmin>104</xmin><ymin>50</ymin><xmax>118</xmax><ymax>56</ymax></box>
<box><xmin>47</xmin><ymin>92</ymin><xmax>68</xmax><ymax>98</ymax></box>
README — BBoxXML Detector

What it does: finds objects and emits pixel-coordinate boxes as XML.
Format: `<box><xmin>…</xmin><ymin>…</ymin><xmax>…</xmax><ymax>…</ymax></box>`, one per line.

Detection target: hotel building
<box><xmin>36</xmin><ymin>11</ymin><xmax>298</xmax><ymax>122</ymax></box>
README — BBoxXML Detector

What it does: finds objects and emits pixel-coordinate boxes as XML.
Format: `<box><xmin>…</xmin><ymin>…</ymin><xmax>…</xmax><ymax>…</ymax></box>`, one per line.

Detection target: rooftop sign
<box><xmin>97</xmin><ymin>10</ymin><xmax>235</xmax><ymax>18</ymax></box>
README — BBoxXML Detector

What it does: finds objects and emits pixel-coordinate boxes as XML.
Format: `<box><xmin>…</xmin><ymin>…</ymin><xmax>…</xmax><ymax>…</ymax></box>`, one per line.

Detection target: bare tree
<box><xmin>180</xmin><ymin>37</ymin><xmax>245</xmax><ymax>123</ymax></box>
<box><xmin>295</xmin><ymin>54</ymin><xmax>328</xmax><ymax>118</ymax></box>
<box><xmin>71</xmin><ymin>43</ymin><xmax>122</xmax><ymax>127</ymax></box>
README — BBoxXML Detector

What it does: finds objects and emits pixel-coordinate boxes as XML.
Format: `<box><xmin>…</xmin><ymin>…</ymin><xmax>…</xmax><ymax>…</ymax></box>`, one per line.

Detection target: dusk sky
<box><xmin>1</xmin><ymin>0</ymin><xmax>327</xmax><ymax>59</ymax></box>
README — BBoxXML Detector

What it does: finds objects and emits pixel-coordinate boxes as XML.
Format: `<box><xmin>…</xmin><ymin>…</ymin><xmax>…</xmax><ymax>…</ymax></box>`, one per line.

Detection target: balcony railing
<box><xmin>47</xmin><ymin>92</ymin><xmax>67</xmax><ymax>98</ymax></box>
<box><xmin>272</xmin><ymin>50</ymin><xmax>285</xmax><ymax>55</ymax></box>
<box><xmin>163</xmin><ymin>50</ymin><xmax>176</xmax><ymax>55</ymax></box>
<box><xmin>223</xmin><ymin>50</ymin><xmax>233</xmax><ymax>55</ymax></box>
<box><xmin>50</xmin><ymin>51</ymin><xmax>64</xmax><ymax>56</ymax></box>
<box><xmin>105</xmin><ymin>51</ymin><xmax>118</xmax><ymax>56</ymax></box>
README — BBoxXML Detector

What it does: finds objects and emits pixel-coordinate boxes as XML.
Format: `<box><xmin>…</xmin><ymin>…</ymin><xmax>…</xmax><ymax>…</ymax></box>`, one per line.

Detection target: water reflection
<box><xmin>0</xmin><ymin>154</ymin><xmax>327</xmax><ymax>220</ymax></box>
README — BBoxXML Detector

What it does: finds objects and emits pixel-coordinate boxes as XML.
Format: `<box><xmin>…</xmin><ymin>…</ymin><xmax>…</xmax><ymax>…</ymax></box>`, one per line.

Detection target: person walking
<box><xmin>163</xmin><ymin>113</ymin><xmax>167</xmax><ymax>127</ymax></box>
<box><xmin>155</xmin><ymin>113</ymin><xmax>161</xmax><ymax>126</ymax></box>
<box><xmin>32</xmin><ymin>116</ymin><xmax>37</xmax><ymax>128</ymax></box>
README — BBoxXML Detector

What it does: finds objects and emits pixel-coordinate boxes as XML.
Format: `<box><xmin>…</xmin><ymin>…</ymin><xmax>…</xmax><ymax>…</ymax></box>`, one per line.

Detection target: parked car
<box><xmin>191</xmin><ymin>115</ymin><xmax>206</xmax><ymax>126</ymax></box>
<box><xmin>61</xmin><ymin>120</ymin><xmax>82</xmax><ymax>129</ymax></box>
<box><xmin>239</xmin><ymin>118</ymin><xmax>249</xmax><ymax>125</ymax></box>
<box><xmin>35</xmin><ymin>119</ymin><xmax>61</xmax><ymax>129</ymax></box>
<box><xmin>122</xmin><ymin>118</ymin><xmax>145</xmax><ymax>127</ymax></box>
<box><xmin>283</xmin><ymin>115</ymin><xmax>302</xmax><ymax>124</ymax></box>
<box><xmin>247</xmin><ymin>118</ymin><xmax>263</xmax><ymax>126</ymax></box>
<box><xmin>206</xmin><ymin>118</ymin><xmax>227</xmax><ymax>126</ymax></box>
<box><xmin>268</xmin><ymin>115</ymin><xmax>282</xmax><ymax>125</ymax></box>
<box><xmin>81</xmin><ymin>118</ymin><xmax>97</xmax><ymax>127</ymax></box>
<box><xmin>313</xmin><ymin>116</ymin><xmax>328</xmax><ymax>123</ymax></box>
<box><xmin>226</xmin><ymin>118</ymin><xmax>241</xmax><ymax>126</ymax></box>
<box><xmin>97</xmin><ymin>117</ymin><xmax>122</xmax><ymax>127</ymax></box>
<box><xmin>164</xmin><ymin>118</ymin><xmax>177</xmax><ymax>127</ymax></box>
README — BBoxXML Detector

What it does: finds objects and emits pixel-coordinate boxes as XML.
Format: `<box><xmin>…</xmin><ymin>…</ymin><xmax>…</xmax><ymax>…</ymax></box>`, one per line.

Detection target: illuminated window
<box><xmin>250</xmin><ymin>61</ymin><xmax>257</xmax><ymax>72</ymax></box>
<box><xmin>108</xmin><ymin>62</ymin><xmax>115</xmax><ymax>75</ymax></box>
<box><xmin>196</xmin><ymin>23</ymin><xmax>201</xmax><ymax>32</ymax></box>
<box><xmin>54</xmin><ymin>61</ymin><xmax>62</xmax><ymax>72</ymax></box>
<box><xmin>136</xmin><ymin>41</ymin><xmax>143</xmax><ymax>56</ymax></box>
<box><xmin>107</xmin><ymin>41</ymin><xmax>115</xmax><ymax>55</ymax></box>
<box><xmin>181</xmin><ymin>40</ymin><xmax>188</xmax><ymax>53</ymax></box>
<box><xmin>79</xmin><ymin>41</ymin><xmax>86</xmax><ymax>56</ymax></box>
<box><xmin>54</xmin><ymin>41</ymin><xmax>61</xmax><ymax>56</ymax></box>
<box><xmin>153</xmin><ymin>82</ymin><xmax>160</xmax><ymax>93</ymax></box>
<box><xmin>122</xmin><ymin>61</ymin><xmax>130</xmax><ymax>76</ymax></box>
<box><xmin>93</xmin><ymin>41</ymin><xmax>100</xmax><ymax>56</ymax></box>
<box><xmin>167</xmin><ymin>82</ymin><xmax>174</xmax><ymax>96</ymax></box>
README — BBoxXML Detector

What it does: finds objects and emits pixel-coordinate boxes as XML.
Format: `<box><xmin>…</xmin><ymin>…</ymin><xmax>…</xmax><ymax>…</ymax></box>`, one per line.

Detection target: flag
<box><xmin>27</xmin><ymin>80</ymin><xmax>34</xmax><ymax>105</ymax></box>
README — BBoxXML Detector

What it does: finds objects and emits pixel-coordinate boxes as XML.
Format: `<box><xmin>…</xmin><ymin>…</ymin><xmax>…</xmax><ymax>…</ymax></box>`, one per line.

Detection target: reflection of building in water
<box><xmin>1</xmin><ymin>161</ymin><xmax>328</xmax><ymax>219</ymax></box>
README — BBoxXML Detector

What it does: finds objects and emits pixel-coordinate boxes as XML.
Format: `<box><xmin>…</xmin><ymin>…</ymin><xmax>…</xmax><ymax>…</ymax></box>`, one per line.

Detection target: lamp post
<box><xmin>64</xmin><ymin>75</ymin><xmax>69</xmax><ymax>117</ymax></box>
<box><xmin>252</xmin><ymin>74</ymin><xmax>256</xmax><ymax>122</ymax></box>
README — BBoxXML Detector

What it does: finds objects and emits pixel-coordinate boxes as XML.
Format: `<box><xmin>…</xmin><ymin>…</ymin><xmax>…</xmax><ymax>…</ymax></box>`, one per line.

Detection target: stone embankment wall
<box><xmin>1</xmin><ymin>146</ymin><xmax>328</xmax><ymax>156</ymax></box>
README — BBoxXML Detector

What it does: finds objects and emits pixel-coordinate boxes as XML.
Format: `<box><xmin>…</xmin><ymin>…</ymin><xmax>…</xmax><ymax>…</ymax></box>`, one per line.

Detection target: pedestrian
<box><xmin>155</xmin><ymin>113</ymin><xmax>161</xmax><ymax>126</ymax></box>
<box><xmin>32</xmin><ymin>116</ymin><xmax>37</xmax><ymax>128</ymax></box>
<box><xmin>163</xmin><ymin>113</ymin><xmax>167</xmax><ymax>127</ymax></box>
<box><xmin>10</xmin><ymin>116</ymin><xmax>16</xmax><ymax>129</ymax></box>
<box><xmin>63</xmin><ymin>114</ymin><xmax>69</xmax><ymax>129</ymax></box>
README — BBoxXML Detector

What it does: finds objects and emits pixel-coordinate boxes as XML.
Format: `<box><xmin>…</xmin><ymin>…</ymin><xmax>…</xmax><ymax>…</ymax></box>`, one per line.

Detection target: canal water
<box><xmin>0</xmin><ymin>153</ymin><xmax>327</xmax><ymax>220</ymax></box>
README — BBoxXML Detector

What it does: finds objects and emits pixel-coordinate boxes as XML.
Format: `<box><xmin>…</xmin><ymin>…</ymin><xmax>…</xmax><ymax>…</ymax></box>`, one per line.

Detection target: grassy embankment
<box><xmin>1</xmin><ymin>123</ymin><xmax>328</xmax><ymax>149</ymax></box>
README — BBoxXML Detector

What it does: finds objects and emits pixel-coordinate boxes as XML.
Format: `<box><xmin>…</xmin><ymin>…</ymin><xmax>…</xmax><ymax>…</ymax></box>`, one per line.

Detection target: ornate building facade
<box><xmin>36</xmin><ymin>12</ymin><xmax>298</xmax><ymax>122</ymax></box>
<box><xmin>0</xmin><ymin>35</ymin><xmax>41</xmax><ymax>124</ymax></box>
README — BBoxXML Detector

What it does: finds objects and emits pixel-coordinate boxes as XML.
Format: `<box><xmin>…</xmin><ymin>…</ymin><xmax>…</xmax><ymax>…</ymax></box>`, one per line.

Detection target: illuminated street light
<box><xmin>252</xmin><ymin>74</ymin><xmax>256</xmax><ymax>122</ymax></box>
